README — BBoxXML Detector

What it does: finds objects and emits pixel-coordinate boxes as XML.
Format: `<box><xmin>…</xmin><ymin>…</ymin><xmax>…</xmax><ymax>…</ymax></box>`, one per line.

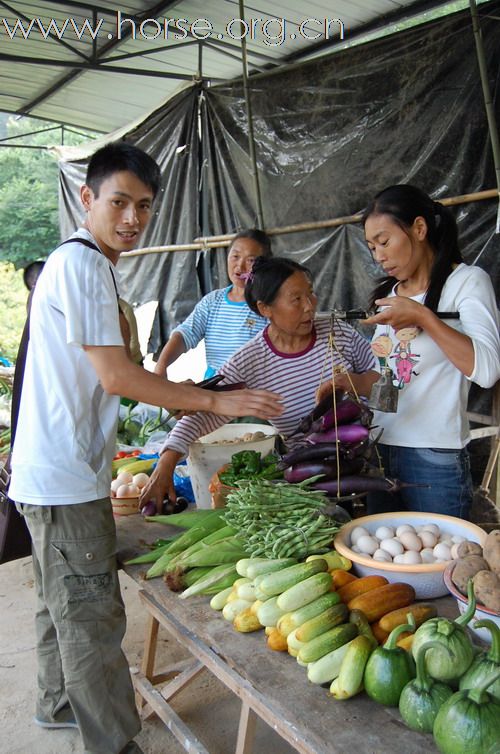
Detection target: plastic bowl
<box><xmin>443</xmin><ymin>560</ymin><xmax>499</xmax><ymax>643</ymax></box>
<box><xmin>187</xmin><ymin>423</ymin><xmax>278</xmax><ymax>509</ymax></box>
<box><xmin>334</xmin><ymin>512</ymin><xmax>487</xmax><ymax>599</ymax></box>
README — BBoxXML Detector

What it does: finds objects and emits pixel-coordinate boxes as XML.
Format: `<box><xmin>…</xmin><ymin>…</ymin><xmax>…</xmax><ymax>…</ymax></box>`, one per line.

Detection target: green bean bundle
<box><xmin>222</xmin><ymin>478</ymin><xmax>341</xmax><ymax>559</ymax></box>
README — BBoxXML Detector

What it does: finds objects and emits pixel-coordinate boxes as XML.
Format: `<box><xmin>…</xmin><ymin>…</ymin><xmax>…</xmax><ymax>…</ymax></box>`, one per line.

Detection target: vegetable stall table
<box><xmin>116</xmin><ymin>514</ymin><xmax>459</xmax><ymax>754</ymax></box>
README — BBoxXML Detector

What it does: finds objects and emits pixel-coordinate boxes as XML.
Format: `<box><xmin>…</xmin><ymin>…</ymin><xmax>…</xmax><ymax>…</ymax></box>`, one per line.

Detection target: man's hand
<box><xmin>209</xmin><ymin>388</ymin><xmax>283</xmax><ymax>420</ymax></box>
<box><xmin>139</xmin><ymin>452</ymin><xmax>178</xmax><ymax>514</ymax></box>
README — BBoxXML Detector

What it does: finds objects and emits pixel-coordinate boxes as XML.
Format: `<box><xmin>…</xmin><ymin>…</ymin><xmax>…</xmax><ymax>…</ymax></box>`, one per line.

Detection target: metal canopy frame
<box><xmin>0</xmin><ymin>0</ymin><xmax>489</xmax><ymax>132</ymax></box>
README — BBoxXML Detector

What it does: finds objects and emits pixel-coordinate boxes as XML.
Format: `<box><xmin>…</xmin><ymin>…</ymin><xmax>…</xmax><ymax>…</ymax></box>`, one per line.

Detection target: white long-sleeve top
<box><xmin>164</xmin><ymin>317</ymin><xmax>375</xmax><ymax>457</ymax></box>
<box><xmin>370</xmin><ymin>263</ymin><xmax>500</xmax><ymax>449</ymax></box>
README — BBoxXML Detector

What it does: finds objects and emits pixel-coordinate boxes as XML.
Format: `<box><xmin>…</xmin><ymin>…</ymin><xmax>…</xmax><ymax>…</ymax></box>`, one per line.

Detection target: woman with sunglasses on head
<box><xmin>319</xmin><ymin>184</ymin><xmax>500</xmax><ymax>519</ymax></box>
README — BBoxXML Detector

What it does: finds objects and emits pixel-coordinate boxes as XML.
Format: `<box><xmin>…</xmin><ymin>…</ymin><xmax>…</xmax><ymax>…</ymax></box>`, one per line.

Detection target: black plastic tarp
<box><xmin>58</xmin><ymin>2</ymin><xmax>500</xmax><ymax>360</ymax></box>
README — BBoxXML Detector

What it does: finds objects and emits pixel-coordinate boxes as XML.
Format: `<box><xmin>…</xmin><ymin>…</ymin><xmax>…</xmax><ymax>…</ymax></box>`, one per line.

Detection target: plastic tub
<box><xmin>186</xmin><ymin>423</ymin><xmax>278</xmax><ymax>509</ymax></box>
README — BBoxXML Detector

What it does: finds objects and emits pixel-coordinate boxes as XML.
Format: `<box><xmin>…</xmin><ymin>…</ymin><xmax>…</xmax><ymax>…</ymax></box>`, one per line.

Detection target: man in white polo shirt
<box><xmin>9</xmin><ymin>142</ymin><xmax>282</xmax><ymax>754</ymax></box>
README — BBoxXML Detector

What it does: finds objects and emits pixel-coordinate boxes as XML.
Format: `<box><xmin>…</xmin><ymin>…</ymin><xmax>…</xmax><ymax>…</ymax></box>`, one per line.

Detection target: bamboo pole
<box><xmin>121</xmin><ymin>187</ymin><xmax>498</xmax><ymax>257</ymax></box>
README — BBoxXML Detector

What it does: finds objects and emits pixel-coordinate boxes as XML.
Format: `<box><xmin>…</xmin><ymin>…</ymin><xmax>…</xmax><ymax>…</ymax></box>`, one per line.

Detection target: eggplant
<box><xmin>312</xmin><ymin>474</ymin><xmax>408</xmax><ymax>496</ymax></box>
<box><xmin>278</xmin><ymin>441</ymin><xmax>351</xmax><ymax>469</ymax></box>
<box><xmin>141</xmin><ymin>501</ymin><xmax>157</xmax><ymax>517</ymax></box>
<box><xmin>284</xmin><ymin>457</ymin><xmax>365</xmax><ymax>484</ymax></box>
<box><xmin>307</xmin><ymin>424</ymin><xmax>370</xmax><ymax>445</ymax></box>
<box><xmin>293</xmin><ymin>389</ymin><xmax>345</xmax><ymax>436</ymax></box>
<box><xmin>162</xmin><ymin>496</ymin><xmax>189</xmax><ymax>514</ymax></box>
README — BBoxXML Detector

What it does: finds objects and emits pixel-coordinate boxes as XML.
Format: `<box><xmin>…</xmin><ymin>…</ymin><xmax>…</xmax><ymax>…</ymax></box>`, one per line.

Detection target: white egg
<box><xmin>350</xmin><ymin>526</ymin><xmax>369</xmax><ymax>546</ymax></box>
<box><xmin>440</xmin><ymin>535</ymin><xmax>453</xmax><ymax>545</ymax></box>
<box><xmin>399</xmin><ymin>531</ymin><xmax>422</xmax><ymax>552</ymax></box>
<box><xmin>396</xmin><ymin>524</ymin><xmax>415</xmax><ymax>537</ymax></box>
<box><xmin>116</xmin><ymin>483</ymin><xmax>133</xmax><ymax>498</ymax></box>
<box><xmin>380</xmin><ymin>538</ymin><xmax>404</xmax><ymax>557</ymax></box>
<box><xmin>115</xmin><ymin>471</ymin><xmax>134</xmax><ymax>486</ymax></box>
<box><xmin>132</xmin><ymin>472</ymin><xmax>150</xmax><ymax>489</ymax></box>
<box><xmin>422</xmin><ymin>524</ymin><xmax>440</xmax><ymax>537</ymax></box>
<box><xmin>420</xmin><ymin>548</ymin><xmax>436</xmax><ymax>564</ymax></box>
<box><xmin>127</xmin><ymin>484</ymin><xmax>140</xmax><ymax>496</ymax></box>
<box><xmin>110</xmin><ymin>478</ymin><xmax>121</xmax><ymax>493</ymax></box>
<box><xmin>402</xmin><ymin>550</ymin><xmax>422</xmax><ymax>565</ymax></box>
<box><xmin>450</xmin><ymin>542</ymin><xmax>462</xmax><ymax>560</ymax></box>
<box><xmin>375</xmin><ymin>525</ymin><xmax>395</xmax><ymax>541</ymax></box>
<box><xmin>433</xmin><ymin>542</ymin><xmax>452</xmax><ymax>561</ymax></box>
<box><xmin>351</xmin><ymin>544</ymin><xmax>361</xmax><ymax>553</ymax></box>
<box><xmin>451</xmin><ymin>535</ymin><xmax>466</xmax><ymax>544</ymax></box>
<box><xmin>373</xmin><ymin>548</ymin><xmax>393</xmax><ymax>563</ymax></box>
<box><xmin>418</xmin><ymin>530</ymin><xmax>437</xmax><ymax>549</ymax></box>
<box><xmin>357</xmin><ymin>535</ymin><xmax>379</xmax><ymax>555</ymax></box>
<box><xmin>415</xmin><ymin>525</ymin><xmax>425</xmax><ymax>533</ymax></box>
<box><xmin>393</xmin><ymin>553</ymin><xmax>407</xmax><ymax>564</ymax></box>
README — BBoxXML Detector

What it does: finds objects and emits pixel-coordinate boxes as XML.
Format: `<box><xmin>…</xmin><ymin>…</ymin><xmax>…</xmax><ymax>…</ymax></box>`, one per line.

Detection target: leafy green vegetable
<box><xmin>219</xmin><ymin>450</ymin><xmax>283</xmax><ymax>486</ymax></box>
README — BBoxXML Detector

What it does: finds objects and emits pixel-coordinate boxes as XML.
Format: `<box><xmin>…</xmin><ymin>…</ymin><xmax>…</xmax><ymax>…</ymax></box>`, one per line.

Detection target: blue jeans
<box><xmin>367</xmin><ymin>444</ymin><xmax>473</xmax><ymax>519</ymax></box>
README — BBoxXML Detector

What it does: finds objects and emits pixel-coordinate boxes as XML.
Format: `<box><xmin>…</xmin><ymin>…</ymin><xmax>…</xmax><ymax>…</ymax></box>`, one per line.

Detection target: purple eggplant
<box><xmin>308</xmin><ymin>424</ymin><xmax>370</xmax><ymax>445</ymax></box>
<box><xmin>141</xmin><ymin>501</ymin><xmax>157</xmax><ymax>517</ymax></box>
<box><xmin>278</xmin><ymin>442</ymin><xmax>348</xmax><ymax>469</ymax></box>
<box><xmin>312</xmin><ymin>475</ymin><xmax>428</xmax><ymax>496</ymax></box>
<box><xmin>293</xmin><ymin>389</ymin><xmax>345</xmax><ymax>436</ymax></box>
<box><xmin>284</xmin><ymin>457</ymin><xmax>365</xmax><ymax>483</ymax></box>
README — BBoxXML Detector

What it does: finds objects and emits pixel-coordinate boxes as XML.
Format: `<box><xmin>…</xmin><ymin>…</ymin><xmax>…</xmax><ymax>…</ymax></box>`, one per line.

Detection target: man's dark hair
<box><xmin>23</xmin><ymin>260</ymin><xmax>45</xmax><ymax>291</ymax></box>
<box><xmin>230</xmin><ymin>228</ymin><xmax>273</xmax><ymax>257</ymax></box>
<box><xmin>85</xmin><ymin>142</ymin><xmax>161</xmax><ymax>198</ymax></box>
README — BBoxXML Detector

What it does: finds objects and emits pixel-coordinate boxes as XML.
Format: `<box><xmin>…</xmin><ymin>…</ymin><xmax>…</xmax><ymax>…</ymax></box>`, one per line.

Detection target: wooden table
<box><xmin>116</xmin><ymin>514</ymin><xmax>459</xmax><ymax>754</ymax></box>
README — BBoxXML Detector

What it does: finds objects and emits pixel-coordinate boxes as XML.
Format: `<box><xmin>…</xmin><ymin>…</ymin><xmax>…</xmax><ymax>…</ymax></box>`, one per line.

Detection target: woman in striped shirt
<box><xmin>154</xmin><ymin>229</ymin><xmax>272</xmax><ymax>379</ymax></box>
<box><xmin>141</xmin><ymin>257</ymin><xmax>375</xmax><ymax>511</ymax></box>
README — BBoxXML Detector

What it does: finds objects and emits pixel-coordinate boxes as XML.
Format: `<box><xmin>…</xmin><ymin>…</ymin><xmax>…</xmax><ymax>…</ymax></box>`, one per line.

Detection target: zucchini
<box><xmin>330</xmin><ymin>635</ymin><xmax>374</xmax><ymax>699</ymax></box>
<box><xmin>259</xmin><ymin>559</ymin><xmax>328</xmax><ymax>597</ymax></box>
<box><xmin>296</xmin><ymin>603</ymin><xmax>348</xmax><ymax>643</ymax></box>
<box><xmin>236</xmin><ymin>581</ymin><xmax>259</xmax><ymax>602</ymax></box>
<box><xmin>298</xmin><ymin>622</ymin><xmax>358</xmax><ymax>664</ymax></box>
<box><xmin>256</xmin><ymin>596</ymin><xmax>287</xmax><ymax>627</ymax></box>
<box><xmin>279</xmin><ymin>592</ymin><xmax>341</xmax><ymax>638</ymax></box>
<box><xmin>307</xmin><ymin>639</ymin><xmax>358</xmax><ymax>685</ymax></box>
<box><xmin>349</xmin><ymin>609</ymin><xmax>378</xmax><ymax>648</ymax></box>
<box><xmin>209</xmin><ymin>586</ymin><xmax>234</xmax><ymax>611</ymax></box>
<box><xmin>246</xmin><ymin>557</ymin><xmax>298</xmax><ymax>579</ymax></box>
<box><xmin>233</xmin><ymin>607</ymin><xmax>262</xmax><ymax>633</ymax></box>
<box><xmin>287</xmin><ymin>627</ymin><xmax>305</xmax><ymax>654</ymax></box>
<box><xmin>222</xmin><ymin>598</ymin><xmax>253</xmax><ymax>622</ymax></box>
<box><xmin>277</xmin><ymin>571</ymin><xmax>332</xmax><ymax>612</ymax></box>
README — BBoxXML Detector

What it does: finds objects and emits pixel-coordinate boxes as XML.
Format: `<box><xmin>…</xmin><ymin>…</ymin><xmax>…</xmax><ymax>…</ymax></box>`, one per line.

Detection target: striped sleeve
<box><xmin>173</xmin><ymin>292</ymin><xmax>214</xmax><ymax>350</ymax></box>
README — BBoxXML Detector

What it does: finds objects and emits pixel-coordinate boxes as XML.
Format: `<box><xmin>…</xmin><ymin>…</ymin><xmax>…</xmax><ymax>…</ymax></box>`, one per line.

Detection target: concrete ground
<box><xmin>0</xmin><ymin>556</ymin><xmax>296</xmax><ymax>754</ymax></box>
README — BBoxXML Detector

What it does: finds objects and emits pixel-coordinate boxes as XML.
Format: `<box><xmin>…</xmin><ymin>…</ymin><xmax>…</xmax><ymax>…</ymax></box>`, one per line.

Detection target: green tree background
<box><xmin>0</xmin><ymin>113</ymin><xmax>96</xmax><ymax>362</ymax></box>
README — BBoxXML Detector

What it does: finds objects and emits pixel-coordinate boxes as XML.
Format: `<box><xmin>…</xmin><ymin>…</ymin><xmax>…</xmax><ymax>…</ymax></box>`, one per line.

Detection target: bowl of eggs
<box><xmin>110</xmin><ymin>470</ymin><xmax>150</xmax><ymax>516</ymax></box>
<box><xmin>334</xmin><ymin>512</ymin><xmax>487</xmax><ymax>599</ymax></box>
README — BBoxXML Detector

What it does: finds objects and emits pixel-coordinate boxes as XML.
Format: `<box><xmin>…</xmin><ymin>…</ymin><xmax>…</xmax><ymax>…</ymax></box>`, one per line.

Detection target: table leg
<box><xmin>235</xmin><ymin>701</ymin><xmax>257</xmax><ymax>754</ymax></box>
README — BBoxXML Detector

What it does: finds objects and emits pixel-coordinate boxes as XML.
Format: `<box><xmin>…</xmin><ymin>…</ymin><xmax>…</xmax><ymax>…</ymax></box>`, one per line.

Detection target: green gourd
<box><xmin>399</xmin><ymin>640</ymin><xmax>454</xmax><ymax>733</ymax></box>
<box><xmin>459</xmin><ymin>619</ymin><xmax>500</xmax><ymax>702</ymax></box>
<box><xmin>363</xmin><ymin>615</ymin><xmax>416</xmax><ymax>707</ymax></box>
<box><xmin>433</xmin><ymin>668</ymin><xmax>500</xmax><ymax>754</ymax></box>
<box><xmin>411</xmin><ymin>579</ymin><xmax>476</xmax><ymax>683</ymax></box>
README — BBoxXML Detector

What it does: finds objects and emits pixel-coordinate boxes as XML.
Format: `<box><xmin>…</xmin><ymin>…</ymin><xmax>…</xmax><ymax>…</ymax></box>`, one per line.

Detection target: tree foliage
<box><xmin>0</xmin><ymin>113</ymin><xmax>96</xmax><ymax>268</ymax></box>
<box><xmin>0</xmin><ymin>262</ymin><xmax>28</xmax><ymax>363</ymax></box>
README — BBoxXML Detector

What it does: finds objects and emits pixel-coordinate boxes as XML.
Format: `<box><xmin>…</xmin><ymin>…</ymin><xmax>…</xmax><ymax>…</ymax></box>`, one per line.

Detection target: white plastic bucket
<box><xmin>186</xmin><ymin>423</ymin><xmax>278</xmax><ymax>509</ymax></box>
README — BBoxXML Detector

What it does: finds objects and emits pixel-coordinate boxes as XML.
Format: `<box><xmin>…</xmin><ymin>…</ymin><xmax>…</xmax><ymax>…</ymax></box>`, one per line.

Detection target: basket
<box><xmin>111</xmin><ymin>496</ymin><xmax>140</xmax><ymax>516</ymax></box>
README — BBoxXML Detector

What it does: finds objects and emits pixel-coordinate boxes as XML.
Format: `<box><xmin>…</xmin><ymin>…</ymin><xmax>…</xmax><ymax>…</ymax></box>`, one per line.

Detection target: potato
<box><xmin>456</xmin><ymin>540</ymin><xmax>483</xmax><ymax>558</ymax></box>
<box><xmin>451</xmin><ymin>554</ymin><xmax>490</xmax><ymax>595</ymax></box>
<box><xmin>472</xmin><ymin>569</ymin><xmax>500</xmax><ymax>613</ymax></box>
<box><xmin>483</xmin><ymin>529</ymin><xmax>500</xmax><ymax>576</ymax></box>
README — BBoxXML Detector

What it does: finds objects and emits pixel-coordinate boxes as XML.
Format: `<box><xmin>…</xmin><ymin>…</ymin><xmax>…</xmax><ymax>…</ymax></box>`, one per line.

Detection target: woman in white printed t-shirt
<box><xmin>319</xmin><ymin>184</ymin><xmax>500</xmax><ymax>519</ymax></box>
